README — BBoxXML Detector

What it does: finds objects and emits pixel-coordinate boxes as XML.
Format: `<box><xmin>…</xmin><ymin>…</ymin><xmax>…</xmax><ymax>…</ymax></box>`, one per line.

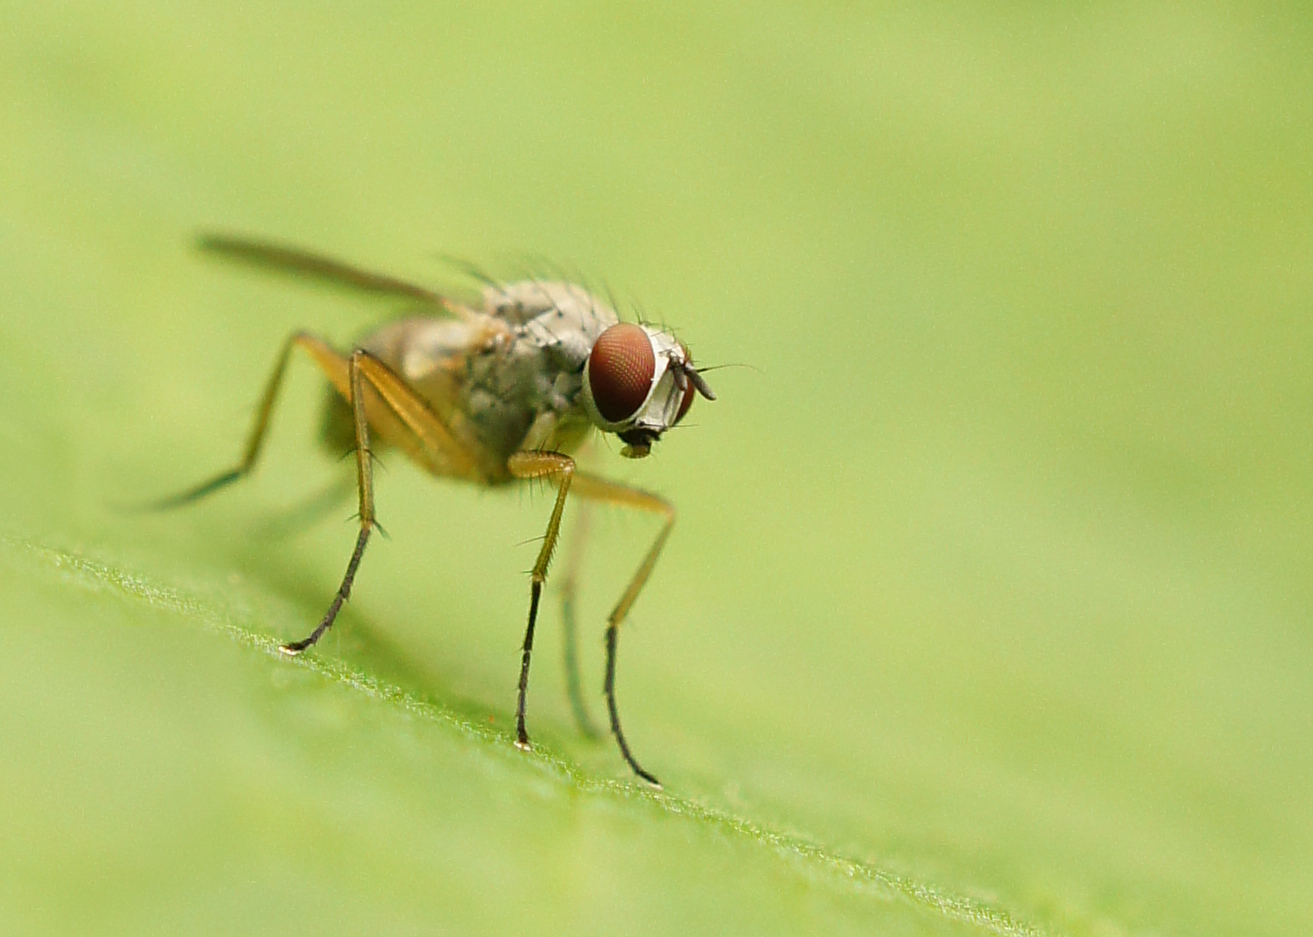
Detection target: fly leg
<box><xmin>559</xmin><ymin>503</ymin><xmax>602</xmax><ymax>738</ymax></box>
<box><xmin>150</xmin><ymin>331</ymin><xmax>338</xmax><ymax>508</ymax></box>
<box><xmin>282</xmin><ymin>348</ymin><xmax>485</xmax><ymax>654</ymax></box>
<box><xmin>152</xmin><ymin>332</ymin><xmax>389</xmax><ymax>655</ymax></box>
<box><xmin>280</xmin><ymin>348</ymin><xmax>378</xmax><ymax>654</ymax></box>
<box><xmin>506</xmin><ymin>451</ymin><xmax>577</xmax><ymax>752</ymax></box>
<box><xmin>569</xmin><ymin>472</ymin><xmax>675</xmax><ymax>787</ymax></box>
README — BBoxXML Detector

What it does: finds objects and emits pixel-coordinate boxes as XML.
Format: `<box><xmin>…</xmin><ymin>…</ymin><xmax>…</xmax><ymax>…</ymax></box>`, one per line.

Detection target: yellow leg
<box><xmin>566</xmin><ymin>472</ymin><xmax>675</xmax><ymax>787</ymax></box>
<box><xmin>150</xmin><ymin>331</ymin><xmax>343</xmax><ymax>508</ymax></box>
<box><xmin>152</xmin><ymin>332</ymin><xmax>378</xmax><ymax>653</ymax></box>
<box><xmin>281</xmin><ymin>349</ymin><xmax>490</xmax><ymax>653</ymax></box>
<box><xmin>506</xmin><ymin>450</ymin><xmax>577</xmax><ymax>753</ymax></box>
<box><xmin>158</xmin><ymin>333</ymin><xmax>485</xmax><ymax>655</ymax></box>
<box><xmin>279</xmin><ymin>349</ymin><xmax>378</xmax><ymax>654</ymax></box>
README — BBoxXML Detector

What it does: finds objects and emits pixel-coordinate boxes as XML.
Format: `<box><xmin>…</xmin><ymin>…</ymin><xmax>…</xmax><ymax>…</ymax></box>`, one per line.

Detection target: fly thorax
<box><xmin>489</xmin><ymin>280</ymin><xmax>616</xmax><ymax>368</ymax></box>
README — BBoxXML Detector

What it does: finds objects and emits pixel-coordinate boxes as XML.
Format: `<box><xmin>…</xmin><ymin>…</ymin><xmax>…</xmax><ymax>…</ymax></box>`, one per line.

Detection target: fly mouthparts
<box><xmin>618</xmin><ymin>428</ymin><xmax>658</xmax><ymax>458</ymax></box>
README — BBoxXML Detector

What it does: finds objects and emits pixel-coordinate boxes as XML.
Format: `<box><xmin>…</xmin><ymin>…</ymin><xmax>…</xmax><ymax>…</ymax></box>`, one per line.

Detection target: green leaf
<box><xmin>3</xmin><ymin>4</ymin><xmax>1312</xmax><ymax>935</ymax></box>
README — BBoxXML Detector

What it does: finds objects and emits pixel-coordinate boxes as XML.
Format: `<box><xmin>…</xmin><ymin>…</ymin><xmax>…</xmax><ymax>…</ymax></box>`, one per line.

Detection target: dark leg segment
<box><xmin>514</xmin><ymin>582</ymin><xmax>542</xmax><ymax>748</ymax></box>
<box><xmin>281</xmin><ymin>526</ymin><xmax>370</xmax><ymax>653</ymax></box>
<box><xmin>605</xmin><ymin>623</ymin><xmax>660</xmax><ymax>787</ymax></box>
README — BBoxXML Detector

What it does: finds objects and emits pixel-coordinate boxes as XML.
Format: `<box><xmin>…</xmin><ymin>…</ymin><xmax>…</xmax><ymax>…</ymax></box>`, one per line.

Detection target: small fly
<box><xmin>161</xmin><ymin>234</ymin><xmax>716</xmax><ymax>786</ymax></box>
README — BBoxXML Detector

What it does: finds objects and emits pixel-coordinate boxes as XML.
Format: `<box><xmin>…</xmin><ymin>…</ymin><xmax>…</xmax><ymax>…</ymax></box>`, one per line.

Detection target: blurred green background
<box><xmin>2</xmin><ymin>3</ymin><xmax>1311</xmax><ymax>935</ymax></box>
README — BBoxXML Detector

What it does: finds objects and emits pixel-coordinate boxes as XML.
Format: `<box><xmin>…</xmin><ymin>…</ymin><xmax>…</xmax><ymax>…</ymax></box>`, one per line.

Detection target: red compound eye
<box><xmin>587</xmin><ymin>323</ymin><xmax>656</xmax><ymax>423</ymax></box>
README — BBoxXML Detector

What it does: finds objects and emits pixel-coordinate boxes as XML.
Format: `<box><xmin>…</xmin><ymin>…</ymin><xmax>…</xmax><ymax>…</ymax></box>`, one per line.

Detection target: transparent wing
<box><xmin>197</xmin><ymin>233</ymin><xmax>475</xmax><ymax>321</ymax></box>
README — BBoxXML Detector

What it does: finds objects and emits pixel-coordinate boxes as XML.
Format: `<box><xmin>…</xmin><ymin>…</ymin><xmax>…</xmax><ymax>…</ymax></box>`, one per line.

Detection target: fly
<box><xmin>160</xmin><ymin>234</ymin><xmax>715</xmax><ymax>786</ymax></box>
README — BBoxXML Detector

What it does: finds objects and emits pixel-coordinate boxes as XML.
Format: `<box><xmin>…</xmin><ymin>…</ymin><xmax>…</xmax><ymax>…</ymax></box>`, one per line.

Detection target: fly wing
<box><xmin>197</xmin><ymin>233</ymin><xmax>478</xmax><ymax>322</ymax></box>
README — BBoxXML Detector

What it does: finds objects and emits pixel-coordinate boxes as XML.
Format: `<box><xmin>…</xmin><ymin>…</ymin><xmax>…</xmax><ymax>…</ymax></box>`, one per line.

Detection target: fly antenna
<box><xmin>684</xmin><ymin>364</ymin><xmax>716</xmax><ymax>400</ymax></box>
<box><xmin>693</xmin><ymin>362</ymin><xmax>762</xmax><ymax>376</ymax></box>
